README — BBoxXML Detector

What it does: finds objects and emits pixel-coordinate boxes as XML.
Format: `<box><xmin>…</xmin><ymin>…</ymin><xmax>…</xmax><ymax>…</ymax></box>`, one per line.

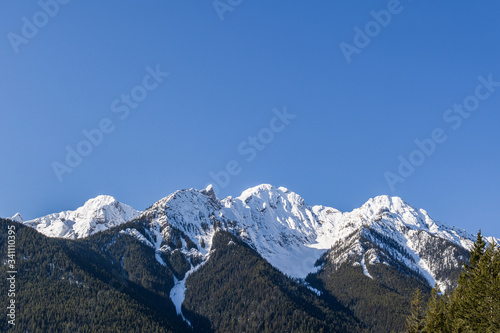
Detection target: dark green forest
<box><xmin>183</xmin><ymin>232</ymin><xmax>361</xmax><ymax>333</ymax></box>
<box><xmin>0</xmin><ymin>218</ymin><xmax>187</xmax><ymax>333</ymax></box>
<box><xmin>1</xmin><ymin>218</ymin><xmax>491</xmax><ymax>332</ymax></box>
<box><xmin>406</xmin><ymin>232</ymin><xmax>500</xmax><ymax>333</ymax></box>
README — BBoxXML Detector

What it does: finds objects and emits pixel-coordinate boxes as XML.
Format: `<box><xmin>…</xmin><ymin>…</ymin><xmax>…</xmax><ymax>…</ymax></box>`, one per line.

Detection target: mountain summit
<box><xmin>23</xmin><ymin>195</ymin><xmax>141</xmax><ymax>239</ymax></box>
<box><xmin>18</xmin><ymin>185</ymin><xmax>496</xmax><ymax>291</ymax></box>
<box><xmin>6</xmin><ymin>184</ymin><xmax>498</xmax><ymax>332</ymax></box>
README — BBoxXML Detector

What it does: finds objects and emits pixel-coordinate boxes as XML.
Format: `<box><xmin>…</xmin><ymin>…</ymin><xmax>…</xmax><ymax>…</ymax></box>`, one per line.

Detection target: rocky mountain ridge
<box><xmin>14</xmin><ymin>185</ymin><xmax>496</xmax><ymax>292</ymax></box>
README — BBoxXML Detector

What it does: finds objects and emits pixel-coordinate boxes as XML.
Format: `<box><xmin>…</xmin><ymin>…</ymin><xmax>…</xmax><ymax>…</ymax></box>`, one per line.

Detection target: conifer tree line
<box><xmin>406</xmin><ymin>231</ymin><xmax>500</xmax><ymax>332</ymax></box>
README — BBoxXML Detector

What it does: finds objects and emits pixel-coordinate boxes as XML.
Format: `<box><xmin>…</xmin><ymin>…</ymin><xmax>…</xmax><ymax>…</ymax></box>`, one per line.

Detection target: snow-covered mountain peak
<box><xmin>137</xmin><ymin>187</ymin><xmax>227</xmax><ymax>258</ymax></box>
<box><xmin>10</xmin><ymin>213</ymin><xmax>23</xmax><ymax>223</ymax></box>
<box><xmin>24</xmin><ymin>195</ymin><xmax>141</xmax><ymax>239</ymax></box>
<box><xmin>237</xmin><ymin>184</ymin><xmax>275</xmax><ymax>201</ymax></box>
<box><xmin>352</xmin><ymin>195</ymin><xmax>474</xmax><ymax>245</ymax></box>
<box><xmin>200</xmin><ymin>184</ymin><xmax>217</xmax><ymax>200</ymax></box>
<box><xmin>75</xmin><ymin>195</ymin><xmax>139</xmax><ymax>222</ymax></box>
<box><xmin>353</xmin><ymin>195</ymin><xmax>430</xmax><ymax>230</ymax></box>
<box><xmin>324</xmin><ymin>194</ymin><xmax>483</xmax><ymax>291</ymax></box>
<box><xmin>278</xmin><ymin>186</ymin><xmax>290</xmax><ymax>193</ymax></box>
<box><xmin>18</xmin><ymin>185</ymin><xmax>497</xmax><ymax>292</ymax></box>
<box><xmin>359</xmin><ymin>195</ymin><xmax>409</xmax><ymax>214</ymax></box>
<box><xmin>145</xmin><ymin>187</ymin><xmax>221</xmax><ymax>216</ymax></box>
<box><xmin>81</xmin><ymin>195</ymin><xmax>118</xmax><ymax>209</ymax></box>
<box><xmin>234</xmin><ymin>184</ymin><xmax>305</xmax><ymax>208</ymax></box>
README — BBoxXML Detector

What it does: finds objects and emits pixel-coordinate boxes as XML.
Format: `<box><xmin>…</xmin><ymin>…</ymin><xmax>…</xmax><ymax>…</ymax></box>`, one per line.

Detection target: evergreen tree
<box><xmin>468</xmin><ymin>230</ymin><xmax>486</xmax><ymax>268</ymax></box>
<box><xmin>406</xmin><ymin>289</ymin><xmax>426</xmax><ymax>333</ymax></box>
<box><xmin>424</xmin><ymin>285</ymin><xmax>448</xmax><ymax>333</ymax></box>
<box><xmin>417</xmin><ymin>231</ymin><xmax>500</xmax><ymax>333</ymax></box>
<box><xmin>453</xmin><ymin>241</ymin><xmax>496</xmax><ymax>331</ymax></box>
<box><xmin>486</xmin><ymin>242</ymin><xmax>500</xmax><ymax>332</ymax></box>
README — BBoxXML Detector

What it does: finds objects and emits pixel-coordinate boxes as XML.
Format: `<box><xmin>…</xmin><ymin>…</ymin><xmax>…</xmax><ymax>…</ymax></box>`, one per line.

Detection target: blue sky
<box><xmin>1</xmin><ymin>1</ymin><xmax>499</xmax><ymax>238</ymax></box>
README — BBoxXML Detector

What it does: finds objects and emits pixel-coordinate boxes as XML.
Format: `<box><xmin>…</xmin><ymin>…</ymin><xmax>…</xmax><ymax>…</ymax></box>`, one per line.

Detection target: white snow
<box><xmin>24</xmin><ymin>195</ymin><xmax>141</xmax><ymax>239</ymax></box>
<box><xmin>120</xmin><ymin>228</ymin><xmax>154</xmax><ymax>247</ymax></box>
<box><xmin>306</xmin><ymin>285</ymin><xmax>322</xmax><ymax>296</ymax></box>
<box><xmin>169</xmin><ymin>261</ymin><xmax>208</xmax><ymax>327</ymax></box>
<box><xmin>21</xmin><ymin>184</ymin><xmax>500</xmax><ymax>292</ymax></box>
<box><xmin>155</xmin><ymin>253</ymin><xmax>167</xmax><ymax>266</ymax></box>
<box><xmin>129</xmin><ymin>184</ymin><xmax>499</xmax><ymax>291</ymax></box>
<box><xmin>360</xmin><ymin>256</ymin><xmax>373</xmax><ymax>279</ymax></box>
<box><xmin>10</xmin><ymin>213</ymin><xmax>23</xmax><ymax>223</ymax></box>
<box><xmin>221</xmin><ymin>184</ymin><xmax>331</xmax><ymax>279</ymax></box>
<box><xmin>170</xmin><ymin>270</ymin><xmax>190</xmax><ymax>326</ymax></box>
<box><xmin>222</xmin><ymin>186</ymin><xmax>498</xmax><ymax>288</ymax></box>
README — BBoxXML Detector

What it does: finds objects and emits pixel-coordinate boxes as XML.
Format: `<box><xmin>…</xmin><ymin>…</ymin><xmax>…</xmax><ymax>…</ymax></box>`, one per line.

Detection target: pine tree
<box><xmin>424</xmin><ymin>285</ymin><xmax>448</xmax><ymax>333</ymax></box>
<box><xmin>486</xmin><ymin>242</ymin><xmax>500</xmax><ymax>332</ymax></box>
<box><xmin>455</xmin><ymin>240</ymin><xmax>500</xmax><ymax>331</ymax></box>
<box><xmin>423</xmin><ymin>232</ymin><xmax>500</xmax><ymax>332</ymax></box>
<box><xmin>413</xmin><ymin>231</ymin><xmax>500</xmax><ymax>333</ymax></box>
<box><xmin>452</xmin><ymin>231</ymin><xmax>487</xmax><ymax>329</ymax></box>
<box><xmin>466</xmin><ymin>243</ymin><xmax>494</xmax><ymax>331</ymax></box>
<box><xmin>406</xmin><ymin>289</ymin><xmax>426</xmax><ymax>333</ymax></box>
<box><xmin>469</xmin><ymin>230</ymin><xmax>486</xmax><ymax>268</ymax></box>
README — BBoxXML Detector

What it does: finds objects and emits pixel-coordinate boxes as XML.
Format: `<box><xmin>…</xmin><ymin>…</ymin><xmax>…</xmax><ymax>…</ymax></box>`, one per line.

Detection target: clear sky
<box><xmin>1</xmin><ymin>1</ymin><xmax>499</xmax><ymax>238</ymax></box>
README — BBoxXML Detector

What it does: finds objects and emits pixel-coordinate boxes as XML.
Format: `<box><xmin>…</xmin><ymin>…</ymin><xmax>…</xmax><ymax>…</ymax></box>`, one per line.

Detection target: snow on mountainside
<box><xmin>221</xmin><ymin>186</ymin><xmax>487</xmax><ymax>291</ymax></box>
<box><xmin>221</xmin><ymin>184</ymin><xmax>334</xmax><ymax>277</ymax></box>
<box><xmin>23</xmin><ymin>195</ymin><xmax>141</xmax><ymax>239</ymax></box>
<box><xmin>10</xmin><ymin>213</ymin><xmax>23</xmax><ymax>223</ymax></box>
<box><xmin>116</xmin><ymin>184</ymin><xmax>497</xmax><ymax>295</ymax></box>
<box><xmin>318</xmin><ymin>195</ymin><xmax>477</xmax><ymax>291</ymax></box>
<box><xmin>16</xmin><ymin>184</ymin><xmax>497</xmax><ymax>294</ymax></box>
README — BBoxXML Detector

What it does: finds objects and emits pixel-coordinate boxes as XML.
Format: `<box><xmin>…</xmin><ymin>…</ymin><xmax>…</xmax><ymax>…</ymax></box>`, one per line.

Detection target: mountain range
<box><xmin>4</xmin><ymin>184</ymin><xmax>496</xmax><ymax>332</ymax></box>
